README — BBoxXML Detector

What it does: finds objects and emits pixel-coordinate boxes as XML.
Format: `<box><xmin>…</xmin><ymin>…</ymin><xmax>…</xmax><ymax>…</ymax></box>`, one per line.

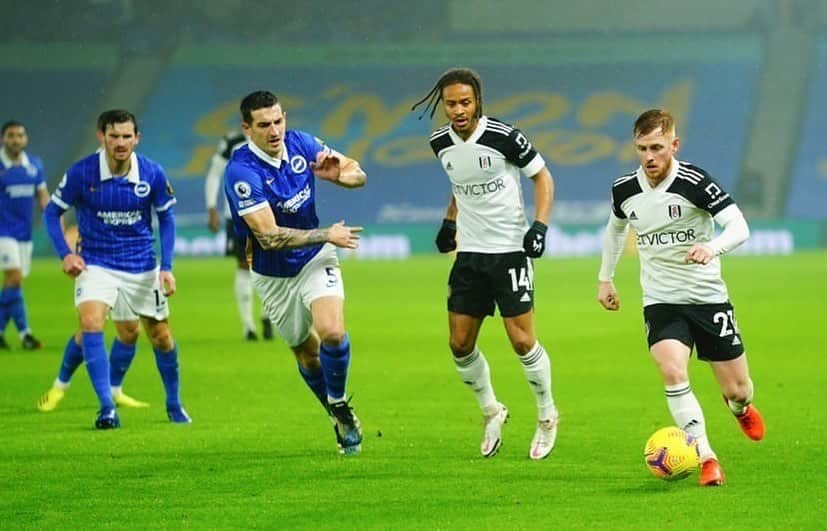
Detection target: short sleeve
<box><xmin>151</xmin><ymin>164</ymin><xmax>177</xmax><ymax>212</ymax></box>
<box><xmin>50</xmin><ymin>170</ymin><xmax>80</xmax><ymax>210</ymax></box>
<box><xmin>224</xmin><ymin>162</ymin><xmax>269</xmax><ymax>217</ymax></box>
<box><xmin>500</xmin><ymin>127</ymin><xmax>544</xmax><ymax>177</ymax></box>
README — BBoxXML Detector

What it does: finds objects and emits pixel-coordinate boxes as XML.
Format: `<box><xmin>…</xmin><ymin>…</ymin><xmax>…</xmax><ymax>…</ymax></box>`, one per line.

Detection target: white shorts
<box><xmin>252</xmin><ymin>244</ymin><xmax>344</xmax><ymax>347</ymax></box>
<box><xmin>74</xmin><ymin>265</ymin><xmax>170</xmax><ymax>321</ymax></box>
<box><xmin>0</xmin><ymin>237</ymin><xmax>33</xmax><ymax>277</ymax></box>
<box><xmin>110</xmin><ymin>294</ymin><xmax>139</xmax><ymax>322</ymax></box>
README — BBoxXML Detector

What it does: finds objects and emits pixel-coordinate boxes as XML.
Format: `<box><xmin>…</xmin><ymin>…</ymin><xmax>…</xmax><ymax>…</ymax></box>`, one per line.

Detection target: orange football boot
<box><xmin>734</xmin><ymin>404</ymin><xmax>765</xmax><ymax>441</ymax></box>
<box><xmin>699</xmin><ymin>458</ymin><xmax>726</xmax><ymax>486</ymax></box>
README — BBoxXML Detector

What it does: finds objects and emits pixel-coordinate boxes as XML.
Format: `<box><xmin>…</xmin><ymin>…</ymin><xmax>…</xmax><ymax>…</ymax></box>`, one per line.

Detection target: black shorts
<box><xmin>225</xmin><ymin>219</ymin><xmax>247</xmax><ymax>262</ymax></box>
<box><xmin>448</xmin><ymin>251</ymin><xmax>534</xmax><ymax>318</ymax></box>
<box><xmin>643</xmin><ymin>302</ymin><xmax>745</xmax><ymax>362</ymax></box>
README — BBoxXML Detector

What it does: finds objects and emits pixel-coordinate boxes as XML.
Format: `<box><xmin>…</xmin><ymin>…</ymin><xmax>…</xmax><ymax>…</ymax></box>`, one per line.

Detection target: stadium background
<box><xmin>4</xmin><ymin>0</ymin><xmax>826</xmax><ymax>259</ymax></box>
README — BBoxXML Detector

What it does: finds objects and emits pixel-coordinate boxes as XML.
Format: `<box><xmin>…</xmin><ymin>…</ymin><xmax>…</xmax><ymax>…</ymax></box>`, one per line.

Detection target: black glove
<box><xmin>435</xmin><ymin>219</ymin><xmax>457</xmax><ymax>253</ymax></box>
<box><xmin>523</xmin><ymin>220</ymin><xmax>548</xmax><ymax>258</ymax></box>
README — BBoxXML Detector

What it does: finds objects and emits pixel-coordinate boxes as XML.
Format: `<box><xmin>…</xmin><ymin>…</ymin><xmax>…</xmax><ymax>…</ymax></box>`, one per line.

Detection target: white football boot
<box><xmin>529</xmin><ymin>416</ymin><xmax>559</xmax><ymax>460</ymax></box>
<box><xmin>480</xmin><ymin>402</ymin><xmax>509</xmax><ymax>457</ymax></box>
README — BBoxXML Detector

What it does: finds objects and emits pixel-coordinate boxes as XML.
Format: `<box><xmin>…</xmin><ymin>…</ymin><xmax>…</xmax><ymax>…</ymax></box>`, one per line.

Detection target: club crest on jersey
<box><xmin>290</xmin><ymin>155</ymin><xmax>307</xmax><ymax>174</ymax></box>
<box><xmin>668</xmin><ymin>205</ymin><xmax>682</xmax><ymax>219</ymax></box>
<box><xmin>133</xmin><ymin>181</ymin><xmax>151</xmax><ymax>198</ymax></box>
<box><xmin>479</xmin><ymin>156</ymin><xmax>492</xmax><ymax>170</ymax></box>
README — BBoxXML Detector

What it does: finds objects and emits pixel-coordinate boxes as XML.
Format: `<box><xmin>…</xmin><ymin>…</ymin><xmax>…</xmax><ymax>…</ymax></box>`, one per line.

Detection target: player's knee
<box><xmin>721</xmin><ymin>379</ymin><xmax>751</xmax><ymax>402</ymax></box>
<box><xmin>118</xmin><ymin>328</ymin><xmax>140</xmax><ymax>345</ymax></box>
<box><xmin>116</xmin><ymin>322</ymin><xmax>140</xmax><ymax>345</ymax></box>
<box><xmin>658</xmin><ymin>363</ymin><xmax>688</xmax><ymax>385</ymax></box>
<box><xmin>147</xmin><ymin>324</ymin><xmax>174</xmax><ymax>351</ymax></box>
<box><xmin>79</xmin><ymin>314</ymin><xmax>105</xmax><ymax>332</ymax></box>
<box><xmin>318</xmin><ymin>327</ymin><xmax>346</xmax><ymax>346</ymax></box>
<box><xmin>294</xmin><ymin>349</ymin><xmax>321</xmax><ymax>370</ymax></box>
<box><xmin>449</xmin><ymin>337</ymin><xmax>475</xmax><ymax>357</ymax></box>
<box><xmin>509</xmin><ymin>336</ymin><xmax>535</xmax><ymax>356</ymax></box>
<box><xmin>3</xmin><ymin>270</ymin><xmax>23</xmax><ymax>287</ymax></box>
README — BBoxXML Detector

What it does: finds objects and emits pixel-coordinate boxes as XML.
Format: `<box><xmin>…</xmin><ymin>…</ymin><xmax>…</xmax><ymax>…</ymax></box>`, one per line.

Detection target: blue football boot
<box><xmin>167</xmin><ymin>405</ymin><xmax>192</xmax><ymax>424</ymax></box>
<box><xmin>328</xmin><ymin>399</ymin><xmax>362</xmax><ymax>455</ymax></box>
<box><xmin>95</xmin><ymin>408</ymin><xmax>120</xmax><ymax>430</ymax></box>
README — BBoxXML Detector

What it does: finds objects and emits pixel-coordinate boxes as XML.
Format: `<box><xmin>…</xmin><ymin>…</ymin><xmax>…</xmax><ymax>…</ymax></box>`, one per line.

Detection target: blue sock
<box><xmin>153</xmin><ymin>344</ymin><xmax>181</xmax><ymax>409</ymax></box>
<box><xmin>3</xmin><ymin>287</ymin><xmax>29</xmax><ymax>334</ymax></box>
<box><xmin>0</xmin><ymin>288</ymin><xmax>9</xmax><ymax>332</ymax></box>
<box><xmin>58</xmin><ymin>336</ymin><xmax>84</xmax><ymax>384</ymax></box>
<box><xmin>319</xmin><ymin>333</ymin><xmax>351</xmax><ymax>402</ymax></box>
<box><xmin>81</xmin><ymin>332</ymin><xmax>114</xmax><ymax>410</ymax></box>
<box><xmin>110</xmin><ymin>339</ymin><xmax>137</xmax><ymax>387</ymax></box>
<box><xmin>298</xmin><ymin>363</ymin><xmax>328</xmax><ymax>408</ymax></box>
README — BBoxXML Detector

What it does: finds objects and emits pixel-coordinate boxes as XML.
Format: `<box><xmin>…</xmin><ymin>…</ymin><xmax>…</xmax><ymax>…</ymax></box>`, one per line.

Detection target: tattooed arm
<box><xmin>243</xmin><ymin>206</ymin><xmax>362</xmax><ymax>250</ymax></box>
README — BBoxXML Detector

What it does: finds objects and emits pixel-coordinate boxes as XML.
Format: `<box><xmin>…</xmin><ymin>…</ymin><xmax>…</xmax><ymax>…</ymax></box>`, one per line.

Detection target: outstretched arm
<box><xmin>311</xmin><ymin>150</ymin><xmax>367</xmax><ymax>188</ymax></box>
<box><xmin>242</xmin><ymin>206</ymin><xmax>362</xmax><ymax>250</ymax></box>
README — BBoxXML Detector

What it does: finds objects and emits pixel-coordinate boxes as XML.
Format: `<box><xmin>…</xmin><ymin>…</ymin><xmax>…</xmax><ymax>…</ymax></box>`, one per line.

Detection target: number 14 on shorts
<box><xmin>507</xmin><ymin>266</ymin><xmax>533</xmax><ymax>292</ymax></box>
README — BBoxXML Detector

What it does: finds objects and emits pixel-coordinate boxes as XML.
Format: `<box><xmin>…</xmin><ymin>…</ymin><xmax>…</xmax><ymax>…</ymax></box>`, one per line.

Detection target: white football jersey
<box><xmin>611</xmin><ymin>159</ymin><xmax>736</xmax><ymax>305</ymax></box>
<box><xmin>430</xmin><ymin>116</ymin><xmax>545</xmax><ymax>253</ymax></box>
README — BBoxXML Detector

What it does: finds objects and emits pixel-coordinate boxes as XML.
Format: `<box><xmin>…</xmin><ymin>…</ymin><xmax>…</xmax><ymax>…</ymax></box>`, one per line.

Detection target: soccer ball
<box><xmin>644</xmin><ymin>427</ymin><xmax>700</xmax><ymax>480</ymax></box>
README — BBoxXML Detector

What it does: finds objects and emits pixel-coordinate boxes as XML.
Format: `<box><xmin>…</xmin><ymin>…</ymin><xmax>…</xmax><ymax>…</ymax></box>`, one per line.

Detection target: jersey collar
<box><xmin>0</xmin><ymin>148</ymin><xmax>31</xmax><ymax>169</ymax></box>
<box><xmin>99</xmin><ymin>151</ymin><xmax>140</xmax><ymax>183</ymax></box>
<box><xmin>248</xmin><ymin>139</ymin><xmax>289</xmax><ymax>168</ymax></box>
<box><xmin>448</xmin><ymin>115</ymin><xmax>487</xmax><ymax>145</ymax></box>
<box><xmin>637</xmin><ymin>157</ymin><xmax>679</xmax><ymax>192</ymax></box>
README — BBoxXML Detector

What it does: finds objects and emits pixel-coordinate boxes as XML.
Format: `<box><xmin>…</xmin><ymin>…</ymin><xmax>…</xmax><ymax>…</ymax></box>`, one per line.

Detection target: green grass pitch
<box><xmin>0</xmin><ymin>252</ymin><xmax>824</xmax><ymax>529</ymax></box>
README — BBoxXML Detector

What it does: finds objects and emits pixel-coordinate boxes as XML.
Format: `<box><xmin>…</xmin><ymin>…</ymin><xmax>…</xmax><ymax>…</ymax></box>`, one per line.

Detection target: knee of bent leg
<box><xmin>318</xmin><ymin>327</ymin><xmax>346</xmax><ymax>346</ymax></box>
<box><xmin>721</xmin><ymin>378</ymin><xmax>752</xmax><ymax>402</ymax></box>
<box><xmin>449</xmin><ymin>334</ymin><xmax>475</xmax><ymax>357</ymax></box>
<box><xmin>79</xmin><ymin>314</ymin><xmax>105</xmax><ymax>333</ymax></box>
<box><xmin>3</xmin><ymin>270</ymin><xmax>22</xmax><ymax>288</ymax></box>
<box><xmin>657</xmin><ymin>360</ymin><xmax>689</xmax><ymax>385</ymax></box>
<box><xmin>509</xmin><ymin>334</ymin><xmax>535</xmax><ymax>357</ymax></box>
<box><xmin>147</xmin><ymin>322</ymin><xmax>174</xmax><ymax>351</ymax></box>
<box><xmin>116</xmin><ymin>322</ymin><xmax>140</xmax><ymax>345</ymax></box>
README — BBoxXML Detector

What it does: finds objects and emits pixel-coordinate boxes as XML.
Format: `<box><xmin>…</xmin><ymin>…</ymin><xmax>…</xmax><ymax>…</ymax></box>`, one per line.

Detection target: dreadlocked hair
<box><xmin>411</xmin><ymin>67</ymin><xmax>483</xmax><ymax>120</ymax></box>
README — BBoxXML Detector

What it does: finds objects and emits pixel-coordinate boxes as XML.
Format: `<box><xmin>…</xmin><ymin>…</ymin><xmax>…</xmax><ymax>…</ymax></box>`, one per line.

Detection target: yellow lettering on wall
<box><xmin>577</xmin><ymin>92</ymin><xmax>642</xmax><ymax>128</ymax></box>
<box><xmin>533</xmin><ymin>131</ymin><xmax>616</xmax><ymax>166</ymax></box>
<box><xmin>321</xmin><ymin>95</ymin><xmax>411</xmax><ymax>138</ymax></box>
<box><xmin>373</xmin><ymin>136</ymin><xmax>434</xmax><ymax>167</ymax></box>
<box><xmin>345</xmin><ymin>139</ymin><xmax>373</xmax><ymax>165</ymax></box>
<box><xmin>488</xmin><ymin>92</ymin><xmax>569</xmax><ymax>129</ymax></box>
<box><xmin>170</xmin><ymin>145</ymin><xmax>215</xmax><ymax>178</ymax></box>
<box><xmin>194</xmin><ymin>101</ymin><xmax>238</xmax><ymax>137</ymax></box>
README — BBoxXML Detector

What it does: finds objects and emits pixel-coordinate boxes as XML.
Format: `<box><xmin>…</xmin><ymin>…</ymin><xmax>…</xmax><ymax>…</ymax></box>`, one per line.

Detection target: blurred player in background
<box><xmin>0</xmin><ymin>120</ymin><xmax>49</xmax><ymax>350</ymax></box>
<box><xmin>205</xmin><ymin>130</ymin><xmax>273</xmax><ymax>341</ymax></box>
<box><xmin>413</xmin><ymin>68</ymin><xmax>560</xmax><ymax>460</ymax></box>
<box><xmin>42</xmin><ymin>109</ymin><xmax>191</xmax><ymax>429</ymax></box>
<box><xmin>597</xmin><ymin>109</ymin><xmax>766</xmax><ymax>486</ymax></box>
<box><xmin>224</xmin><ymin>90</ymin><xmax>366</xmax><ymax>455</ymax></box>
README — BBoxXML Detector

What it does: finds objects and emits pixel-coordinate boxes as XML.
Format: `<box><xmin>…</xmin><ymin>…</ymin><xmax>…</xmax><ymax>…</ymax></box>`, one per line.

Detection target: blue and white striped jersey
<box><xmin>0</xmin><ymin>150</ymin><xmax>46</xmax><ymax>241</ymax></box>
<box><xmin>50</xmin><ymin>151</ymin><xmax>176</xmax><ymax>273</ymax></box>
<box><xmin>224</xmin><ymin>130</ymin><xmax>326</xmax><ymax>278</ymax></box>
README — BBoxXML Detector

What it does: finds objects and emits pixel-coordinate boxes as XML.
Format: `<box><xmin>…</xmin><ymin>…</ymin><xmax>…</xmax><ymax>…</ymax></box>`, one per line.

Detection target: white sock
<box><xmin>665</xmin><ymin>382</ymin><xmax>715</xmax><ymax>460</ymax></box>
<box><xmin>454</xmin><ymin>347</ymin><xmax>497</xmax><ymax>411</ymax></box>
<box><xmin>519</xmin><ymin>342</ymin><xmax>557</xmax><ymax>421</ymax></box>
<box><xmin>726</xmin><ymin>378</ymin><xmax>754</xmax><ymax>416</ymax></box>
<box><xmin>53</xmin><ymin>378</ymin><xmax>70</xmax><ymax>390</ymax></box>
<box><xmin>234</xmin><ymin>269</ymin><xmax>255</xmax><ymax>333</ymax></box>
